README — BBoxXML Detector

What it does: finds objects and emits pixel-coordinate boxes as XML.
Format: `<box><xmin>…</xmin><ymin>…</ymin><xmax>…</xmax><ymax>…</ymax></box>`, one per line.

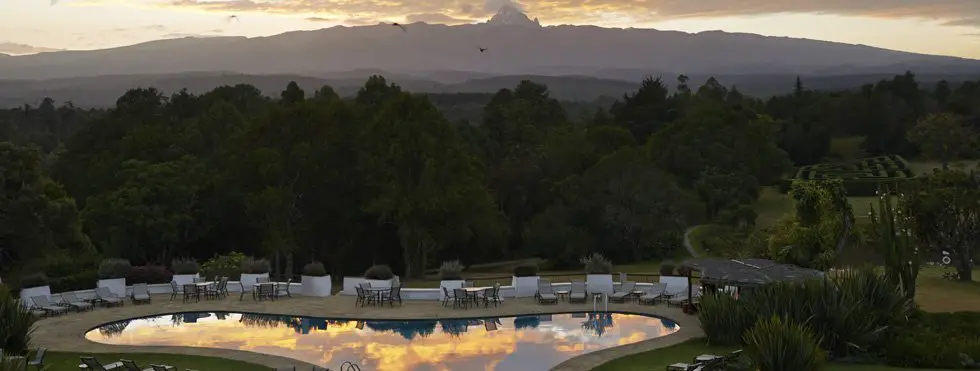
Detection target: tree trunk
<box><xmin>957</xmin><ymin>259</ymin><xmax>973</xmax><ymax>281</ymax></box>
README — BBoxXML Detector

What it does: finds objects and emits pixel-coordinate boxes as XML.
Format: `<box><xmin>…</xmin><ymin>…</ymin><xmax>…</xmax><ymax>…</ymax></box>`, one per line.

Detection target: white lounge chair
<box><xmin>535</xmin><ymin>281</ymin><xmax>558</xmax><ymax>305</ymax></box>
<box><xmin>609</xmin><ymin>281</ymin><xmax>636</xmax><ymax>302</ymax></box>
<box><xmin>30</xmin><ymin>296</ymin><xmax>68</xmax><ymax>316</ymax></box>
<box><xmin>569</xmin><ymin>281</ymin><xmax>587</xmax><ymax>303</ymax></box>
<box><xmin>60</xmin><ymin>292</ymin><xmax>93</xmax><ymax>312</ymax></box>
<box><xmin>639</xmin><ymin>283</ymin><xmax>668</xmax><ymax>305</ymax></box>
<box><xmin>95</xmin><ymin>287</ymin><xmax>124</xmax><ymax>307</ymax></box>
<box><xmin>131</xmin><ymin>283</ymin><xmax>151</xmax><ymax>304</ymax></box>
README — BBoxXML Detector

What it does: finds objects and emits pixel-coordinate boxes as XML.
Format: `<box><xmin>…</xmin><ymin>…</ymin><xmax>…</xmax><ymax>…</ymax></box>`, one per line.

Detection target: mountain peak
<box><xmin>487</xmin><ymin>5</ymin><xmax>541</xmax><ymax>27</ymax></box>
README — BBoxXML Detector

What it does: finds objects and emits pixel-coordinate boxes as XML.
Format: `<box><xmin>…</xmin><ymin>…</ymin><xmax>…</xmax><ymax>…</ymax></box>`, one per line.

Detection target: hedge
<box><xmin>784</xmin><ymin>155</ymin><xmax>916</xmax><ymax>196</ymax></box>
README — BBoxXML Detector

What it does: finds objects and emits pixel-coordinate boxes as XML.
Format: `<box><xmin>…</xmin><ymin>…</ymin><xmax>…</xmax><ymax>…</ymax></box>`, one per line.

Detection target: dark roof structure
<box><xmin>681</xmin><ymin>258</ymin><xmax>824</xmax><ymax>287</ymax></box>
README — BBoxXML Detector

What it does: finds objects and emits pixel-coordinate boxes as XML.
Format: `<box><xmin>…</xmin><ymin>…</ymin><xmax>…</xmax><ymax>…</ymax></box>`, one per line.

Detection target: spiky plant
<box><xmin>868</xmin><ymin>186</ymin><xmax>921</xmax><ymax>301</ymax></box>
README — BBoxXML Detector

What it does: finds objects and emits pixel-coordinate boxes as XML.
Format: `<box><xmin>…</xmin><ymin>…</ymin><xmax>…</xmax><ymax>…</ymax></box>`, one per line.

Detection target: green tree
<box><xmin>907</xmin><ymin>112</ymin><xmax>974</xmax><ymax>169</ymax></box>
<box><xmin>904</xmin><ymin>168</ymin><xmax>979</xmax><ymax>281</ymax></box>
<box><xmin>0</xmin><ymin>142</ymin><xmax>92</xmax><ymax>268</ymax></box>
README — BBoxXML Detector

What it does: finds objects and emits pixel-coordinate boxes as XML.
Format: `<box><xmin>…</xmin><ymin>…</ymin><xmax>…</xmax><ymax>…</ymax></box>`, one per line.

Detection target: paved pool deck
<box><xmin>32</xmin><ymin>294</ymin><xmax>703</xmax><ymax>371</ymax></box>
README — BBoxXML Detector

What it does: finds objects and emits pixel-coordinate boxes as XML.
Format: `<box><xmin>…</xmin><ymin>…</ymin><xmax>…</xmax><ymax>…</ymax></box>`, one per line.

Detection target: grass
<box><xmin>752</xmin><ymin>186</ymin><xmax>880</xmax><ymax>230</ymax></box>
<box><xmin>591</xmin><ymin>339</ymin><xmax>947</xmax><ymax>371</ymax></box>
<box><xmin>46</xmin><ymin>351</ymin><xmax>269</xmax><ymax>371</ymax></box>
<box><xmin>687</xmin><ymin>225</ymin><xmax>735</xmax><ymax>256</ymax></box>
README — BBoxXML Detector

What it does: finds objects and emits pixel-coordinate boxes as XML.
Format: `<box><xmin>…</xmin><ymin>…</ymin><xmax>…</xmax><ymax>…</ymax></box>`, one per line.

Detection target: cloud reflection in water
<box><xmin>85</xmin><ymin>312</ymin><xmax>678</xmax><ymax>371</ymax></box>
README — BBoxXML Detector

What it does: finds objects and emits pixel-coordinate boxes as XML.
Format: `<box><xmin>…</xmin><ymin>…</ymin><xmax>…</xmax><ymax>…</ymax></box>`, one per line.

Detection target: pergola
<box><xmin>679</xmin><ymin>258</ymin><xmax>825</xmax><ymax>302</ymax></box>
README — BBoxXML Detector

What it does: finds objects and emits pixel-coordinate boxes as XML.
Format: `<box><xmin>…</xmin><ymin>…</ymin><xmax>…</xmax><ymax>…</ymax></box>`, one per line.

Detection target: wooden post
<box><xmin>687</xmin><ymin>269</ymin><xmax>693</xmax><ymax>304</ymax></box>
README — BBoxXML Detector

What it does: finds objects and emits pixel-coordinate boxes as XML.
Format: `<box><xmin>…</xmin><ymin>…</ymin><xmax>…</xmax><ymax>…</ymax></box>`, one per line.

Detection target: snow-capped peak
<box><xmin>487</xmin><ymin>5</ymin><xmax>541</xmax><ymax>27</ymax></box>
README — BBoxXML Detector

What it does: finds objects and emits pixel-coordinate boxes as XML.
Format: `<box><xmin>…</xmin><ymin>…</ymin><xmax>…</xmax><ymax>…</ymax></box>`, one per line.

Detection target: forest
<box><xmin>2</xmin><ymin>71</ymin><xmax>979</xmax><ymax>287</ymax></box>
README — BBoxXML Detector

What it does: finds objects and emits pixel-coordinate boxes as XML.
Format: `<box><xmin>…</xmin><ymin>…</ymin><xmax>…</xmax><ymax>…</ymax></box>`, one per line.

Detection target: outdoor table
<box><xmin>463</xmin><ymin>287</ymin><xmax>489</xmax><ymax>307</ymax></box>
<box><xmin>256</xmin><ymin>282</ymin><xmax>278</xmax><ymax>300</ymax></box>
<box><xmin>555</xmin><ymin>290</ymin><xmax>570</xmax><ymax>302</ymax></box>
<box><xmin>365</xmin><ymin>287</ymin><xmax>390</xmax><ymax>306</ymax></box>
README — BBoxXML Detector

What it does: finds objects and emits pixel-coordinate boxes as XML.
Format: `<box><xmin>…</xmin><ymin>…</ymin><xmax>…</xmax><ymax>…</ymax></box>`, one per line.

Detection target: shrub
<box><xmin>302</xmin><ymin>262</ymin><xmax>328</xmax><ymax>277</ymax></box>
<box><xmin>128</xmin><ymin>265</ymin><xmax>173</xmax><ymax>284</ymax></box>
<box><xmin>580</xmin><ymin>253</ymin><xmax>613</xmax><ymax>274</ymax></box>
<box><xmin>0</xmin><ymin>286</ymin><xmax>38</xmax><ymax>355</ymax></box>
<box><xmin>240</xmin><ymin>257</ymin><xmax>271</xmax><ymax>274</ymax></box>
<box><xmin>364</xmin><ymin>265</ymin><xmax>394</xmax><ymax>280</ymax></box>
<box><xmin>881</xmin><ymin>312</ymin><xmax>980</xmax><ymax>368</ymax></box>
<box><xmin>438</xmin><ymin>260</ymin><xmax>464</xmax><ymax>280</ymax></box>
<box><xmin>97</xmin><ymin>259</ymin><xmax>132</xmax><ymax>279</ymax></box>
<box><xmin>201</xmin><ymin>252</ymin><xmax>247</xmax><ymax>279</ymax></box>
<box><xmin>659</xmin><ymin>261</ymin><xmax>676</xmax><ymax>276</ymax></box>
<box><xmin>18</xmin><ymin>273</ymin><xmax>48</xmax><ymax>288</ymax></box>
<box><xmin>170</xmin><ymin>258</ymin><xmax>200</xmax><ymax>275</ymax></box>
<box><xmin>48</xmin><ymin>271</ymin><xmax>99</xmax><ymax>293</ymax></box>
<box><xmin>698</xmin><ymin>266</ymin><xmax>911</xmax><ymax>358</ymax></box>
<box><xmin>513</xmin><ymin>263</ymin><xmax>539</xmax><ymax>277</ymax></box>
<box><xmin>743</xmin><ymin>316</ymin><xmax>825</xmax><ymax>371</ymax></box>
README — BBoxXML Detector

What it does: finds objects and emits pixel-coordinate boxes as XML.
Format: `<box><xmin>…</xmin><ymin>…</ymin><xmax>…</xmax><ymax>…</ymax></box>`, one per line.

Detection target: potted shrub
<box><xmin>301</xmin><ymin>262</ymin><xmax>332</xmax><ymax>297</ymax></box>
<box><xmin>511</xmin><ymin>263</ymin><xmax>540</xmax><ymax>298</ymax></box>
<box><xmin>582</xmin><ymin>253</ymin><xmax>614</xmax><ymax>294</ymax></box>
<box><xmin>364</xmin><ymin>264</ymin><xmax>394</xmax><ymax>289</ymax></box>
<box><xmin>97</xmin><ymin>259</ymin><xmax>132</xmax><ymax>297</ymax></box>
<box><xmin>17</xmin><ymin>273</ymin><xmax>50</xmax><ymax>308</ymax></box>
<box><xmin>658</xmin><ymin>260</ymin><xmax>688</xmax><ymax>294</ymax></box>
<box><xmin>438</xmin><ymin>260</ymin><xmax>465</xmax><ymax>301</ymax></box>
<box><xmin>171</xmin><ymin>258</ymin><xmax>201</xmax><ymax>286</ymax></box>
<box><xmin>240</xmin><ymin>257</ymin><xmax>271</xmax><ymax>289</ymax></box>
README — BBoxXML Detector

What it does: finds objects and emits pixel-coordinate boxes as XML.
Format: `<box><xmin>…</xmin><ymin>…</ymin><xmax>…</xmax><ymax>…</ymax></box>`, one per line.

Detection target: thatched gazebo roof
<box><xmin>680</xmin><ymin>258</ymin><xmax>824</xmax><ymax>287</ymax></box>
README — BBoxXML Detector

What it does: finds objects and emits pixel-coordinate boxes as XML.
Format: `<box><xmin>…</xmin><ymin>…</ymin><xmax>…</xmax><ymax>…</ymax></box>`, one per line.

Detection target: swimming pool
<box><xmin>85</xmin><ymin>312</ymin><xmax>679</xmax><ymax>371</ymax></box>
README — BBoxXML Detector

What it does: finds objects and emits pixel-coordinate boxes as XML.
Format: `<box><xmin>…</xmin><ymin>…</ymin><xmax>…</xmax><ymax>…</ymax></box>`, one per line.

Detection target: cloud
<box><xmin>305</xmin><ymin>16</ymin><xmax>334</xmax><ymax>22</ymax></box>
<box><xmin>161</xmin><ymin>32</ymin><xmax>224</xmax><ymax>38</ymax></box>
<box><xmin>0</xmin><ymin>42</ymin><xmax>64</xmax><ymax>55</ymax></box>
<box><xmin>405</xmin><ymin>13</ymin><xmax>474</xmax><ymax>24</ymax></box>
<box><xmin>161</xmin><ymin>0</ymin><xmax>980</xmax><ymax>27</ymax></box>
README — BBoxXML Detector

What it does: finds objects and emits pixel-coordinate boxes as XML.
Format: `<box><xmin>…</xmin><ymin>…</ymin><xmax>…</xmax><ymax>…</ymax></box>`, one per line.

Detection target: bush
<box><xmin>18</xmin><ymin>273</ymin><xmax>48</xmax><ymax>288</ymax></box>
<box><xmin>128</xmin><ymin>265</ymin><xmax>173</xmax><ymax>284</ymax></box>
<box><xmin>240</xmin><ymin>257</ymin><xmax>271</xmax><ymax>274</ymax></box>
<box><xmin>97</xmin><ymin>259</ymin><xmax>132</xmax><ymax>279</ymax></box>
<box><xmin>201</xmin><ymin>252</ymin><xmax>247</xmax><ymax>279</ymax></box>
<box><xmin>302</xmin><ymin>262</ymin><xmax>328</xmax><ymax>277</ymax></box>
<box><xmin>170</xmin><ymin>258</ymin><xmax>200</xmax><ymax>275</ymax></box>
<box><xmin>0</xmin><ymin>286</ymin><xmax>38</xmax><ymax>355</ymax></box>
<box><xmin>48</xmin><ymin>271</ymin><xmax>99</xmax><ymax>293</ymax></box>
<box><xmin>744</xmin><ymin>316</ymin><xmax>825</xmax><ymax>371</ymax></box>
<box><xmin>659</xmin><ymin>261</ymin><xmax>676</xmax><ymax>276</ymax></box>
<box><xmin>513</xmin><ymin>263</ymin><xmax>539</xmax><ymax>277</ymax></box>
<box><xmin>364</xmin><ymin>265</ymin><xmax>394</xmax><ymax>280</ymax></box>
<box><xmin>698</xmin><ymin>266</ymin><xmax>911</xmax><ymax>358</ymax></box>
<box><xmin>580</xmin><ymin>253</ymin><xmax>613</xmax><ymax>274</ymax></box>
<box><xmin>881</xmin><ymin>312</ymin><xmax>980</xmax><ymax>368</ymax></box>
<box><xmin>438</xmin><ymin>260</ymin><xmax>464</xmax><ymax>280</ymax></box>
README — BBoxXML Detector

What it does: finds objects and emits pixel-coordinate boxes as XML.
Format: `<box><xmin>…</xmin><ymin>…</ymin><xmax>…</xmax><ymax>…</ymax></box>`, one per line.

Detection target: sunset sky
<box><xmin>2</xmin><ymin>0</ymin><xmax>980</xmax><ymax>58</ymax></box>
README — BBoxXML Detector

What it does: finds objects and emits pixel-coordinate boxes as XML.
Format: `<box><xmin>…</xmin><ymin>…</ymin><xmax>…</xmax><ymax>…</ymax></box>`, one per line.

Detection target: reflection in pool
<box><xmin>86</xmin><ymin>312</ymin><xmax>679</xmax><ymax>371</ymax></box>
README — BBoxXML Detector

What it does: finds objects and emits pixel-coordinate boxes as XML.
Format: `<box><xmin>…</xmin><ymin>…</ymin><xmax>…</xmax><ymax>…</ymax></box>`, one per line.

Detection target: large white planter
<box><xmin>511</xmin><ymin>276</ymin><xmax>539</xmax><ymax>298</ymax></box>
<box><xmin>659</xmin><ymin>275</ymin><xmax>690</xmax><ymax>295</ymax></box>
<box><xmin>240</xmin><ymin>273</ymin><xmax>270</xmax><ymax>290</ymax></box>
<box><xmin>341</xmin><ymin>277</ymin><xmax>367</xmax><ymax>295</ymax></box>
<box><xmin>302</xmin><ymin>275</ymin><xmax>332</xmax><ymax>297</ymax></box>
<box><xmin>98</xmin><ymin>278</ymin><xmax>127</xmax><ymax>297</ymax></box>
<box><xmin>586</xmin><ymin>274</ymin><xmax>614</xmax><ymax>294</ymax></box>
<box><xmin>172</xmin><ymin>273</ymin><xmax>200</xmax><ymax>286</ymax></box>
<box><xmin>19</xmin><ymin>285</ymin><xmax>50</xmax><ymax>308</ymax></box>
<box><xmin>439</xmin><ymin>280</ymin><xmax>465</xmax><ymax>300</ymax></box>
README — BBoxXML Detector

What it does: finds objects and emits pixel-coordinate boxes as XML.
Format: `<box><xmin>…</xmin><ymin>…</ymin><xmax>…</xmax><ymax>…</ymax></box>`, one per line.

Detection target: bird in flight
<box><xmin>479</xmin><ymin>47</ymin><xmax>488</xmax><ymax>53</ymax></box>
<box><xmin>392</xmin><ymin>23</ymin><xmax>407</xmax><ymax>32</ymax></box>
<box><xmin>227</xmin><ymin>15</ymin><xmax>240</xmax><ymax>23</ymax></box>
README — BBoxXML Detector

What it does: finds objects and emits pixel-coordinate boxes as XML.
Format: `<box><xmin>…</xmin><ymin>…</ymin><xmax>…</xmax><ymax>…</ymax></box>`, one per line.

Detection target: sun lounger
<box><xmin>80</xmin><ymin>356</ymin><xmax>123</xmax><ymax>371</ymax></box>
<box><xmin>30</xmin><ymin>296</ymin><xmax>68</xmax><ymax>316</ymax></box>
<box><xmin>609</xmin><ymin>281</ymin><xmax>636</xmax><ymax>302</ymax></box>
<box><xmin>569</xmin><ymin>281</ymin><xmax>587</xmax><ymax>303</ymax></box>
<box><xmin>148</xmin><ymin>365</ymin><xmax>175</xmax><ymax>371</ymax></box>
<box><xmin>95</xmin><ymin>287</ymin><xmax>124</xmax><ymax>307</ymax></box>
<box><xmin>639</xmin><ymin>283</ymin><xmax>667</xmax><ymax>305</ymax></box>
<box><xmin>59</xmin><ymin>292</ymin><xmax>93</xmax><ymax>312</ymax></box>
<box><xmin>668</xmin><ymin>288</ymin><xmax>702</xmax><ymax>307</ymax></box>
<box><xmin>131</xmin><ymin>283</ymin><xmax>151</xmax><ymax>304</ymax></box>
<box><xmin>535</xmin><ymin>281</ymin><xmax>558</xmax><ymax>305</ymax></box>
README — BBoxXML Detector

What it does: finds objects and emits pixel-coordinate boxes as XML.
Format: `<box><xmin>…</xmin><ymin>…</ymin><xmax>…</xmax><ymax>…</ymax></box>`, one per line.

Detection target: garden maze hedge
<box><xmin>791</xmin><ymin>155</ymin><xmax>915</xmax><ymax>196</ymax></box>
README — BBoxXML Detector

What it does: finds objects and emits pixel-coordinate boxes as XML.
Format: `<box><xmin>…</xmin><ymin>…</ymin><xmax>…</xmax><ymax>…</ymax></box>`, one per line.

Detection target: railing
<box><xmin>414</xmin><ymin>271</ymin><xmax>698</xmax><ymax>288</ymax></box>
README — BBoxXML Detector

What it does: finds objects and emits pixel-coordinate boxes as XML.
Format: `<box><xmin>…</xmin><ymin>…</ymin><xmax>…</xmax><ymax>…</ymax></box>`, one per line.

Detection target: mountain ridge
<box><xmin>1</xmin><ymin>6</ymin><xmax>978</xmax><ymax>80</ymax></box>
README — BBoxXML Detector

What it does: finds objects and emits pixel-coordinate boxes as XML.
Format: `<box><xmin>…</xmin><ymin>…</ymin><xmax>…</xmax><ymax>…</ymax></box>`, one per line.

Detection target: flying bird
<box><xmin>392</xmin><ymin>23</ymin><xmax>407</xmax><ymax>32</ymax></box>
<box><xmin>479</xmin><ymin>47</ymin><xmax>488</xmax><ymax>53</ymax></box>
<box><xmin>226</xmin><ymin>15</ymin><xmax>240</xmax><ymax>23</ymax></box>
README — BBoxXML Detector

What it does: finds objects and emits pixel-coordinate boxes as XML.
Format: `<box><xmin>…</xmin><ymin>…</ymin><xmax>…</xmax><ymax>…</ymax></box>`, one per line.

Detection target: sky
<box><xmin>2</xmin><ymin>0</ymin><xmax>980</xmax><ymax>58</ymax></box>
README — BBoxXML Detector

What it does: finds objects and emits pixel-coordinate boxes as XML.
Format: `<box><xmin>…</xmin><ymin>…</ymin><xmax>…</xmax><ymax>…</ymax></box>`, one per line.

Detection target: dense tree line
<box><xmin>2</xmin><ymin>72</ymin><xmax>979</xmax><ymax>281</ymax></box>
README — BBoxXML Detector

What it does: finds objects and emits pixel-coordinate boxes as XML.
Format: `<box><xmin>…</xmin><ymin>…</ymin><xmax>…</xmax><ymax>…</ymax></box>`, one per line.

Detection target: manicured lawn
<box><xmin>591</xmin><ymin>339</ymin><xmax>946</xmax><ymax>371</ymax></box>
<box><xmin>915</xmin><ymin>266</ymin><xmax>980</xmax><ymax>312</ymax></box>
<box><xmin>46</xmin><ymin>351</ymin><xmax>270</xmax><ymax>371</ymax></box>
<box><xmin>687</xmin><ymin>224</ymin><xmax>735</xmax><ymax>256</ymax></box>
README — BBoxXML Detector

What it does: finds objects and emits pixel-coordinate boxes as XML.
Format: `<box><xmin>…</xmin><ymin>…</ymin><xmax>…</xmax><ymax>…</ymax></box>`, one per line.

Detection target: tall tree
<box><xmin>907</xmin><ymin>112</ymin><xmax>974</xmax><ymax>169</ymax></box>
<box><xmin>904</xmin><ymin>168</ymin><xmax>979</xmax><ymax>281</ymax></box>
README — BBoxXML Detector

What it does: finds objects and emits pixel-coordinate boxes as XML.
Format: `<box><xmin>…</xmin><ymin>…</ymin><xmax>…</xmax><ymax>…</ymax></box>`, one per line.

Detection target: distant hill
<box><xmin>1</xmin><ymin>6</ymin><xmax>979</xmax><ymax>81</ymax></box>
<box><xmin>2</xmin><ymin>71</ymin><xmax>979</xmax><ymax>109</ymax></box>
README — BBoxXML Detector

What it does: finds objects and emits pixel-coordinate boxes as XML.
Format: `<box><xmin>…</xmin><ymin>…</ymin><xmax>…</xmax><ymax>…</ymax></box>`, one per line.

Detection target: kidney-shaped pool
<box><xmin>86</xmin><ymin>312</ymin><xmax>679</xmax><ymax>370</ymax></box>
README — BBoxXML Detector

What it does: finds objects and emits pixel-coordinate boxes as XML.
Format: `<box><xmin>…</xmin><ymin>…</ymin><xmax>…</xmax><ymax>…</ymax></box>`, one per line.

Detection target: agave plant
<box><xmin>868</xmin><ymin>186</ymin><xmax>920</xmax><ymax>301</ymax></box>
<box><xmin>0</xmin><ymin>288</ymin><xmax>38</xmax><ymax>355</ymax></box>
<box><xmin>743</xmin><ymin>315</ymin><xmax>825</xmax><ymax>371</ymax></box>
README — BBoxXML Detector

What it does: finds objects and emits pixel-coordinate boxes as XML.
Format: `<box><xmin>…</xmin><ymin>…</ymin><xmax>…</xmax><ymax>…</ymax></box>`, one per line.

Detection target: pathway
<box><xmin>683</xmin><ymin>225</ymin><xmax>700</xmax><ymax>258</ymax></box>
<box><xmin>33</xmin><ymin>294</ymin><xmax>703</xmax><ymax>371</ymax></box>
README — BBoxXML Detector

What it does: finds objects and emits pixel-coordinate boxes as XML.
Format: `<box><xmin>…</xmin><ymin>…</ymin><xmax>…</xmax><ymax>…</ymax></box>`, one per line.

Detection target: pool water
<box><xmin>86</xmin><ymin>312</ymin><xmax>679</xmax><ymax>371</ymax></box>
